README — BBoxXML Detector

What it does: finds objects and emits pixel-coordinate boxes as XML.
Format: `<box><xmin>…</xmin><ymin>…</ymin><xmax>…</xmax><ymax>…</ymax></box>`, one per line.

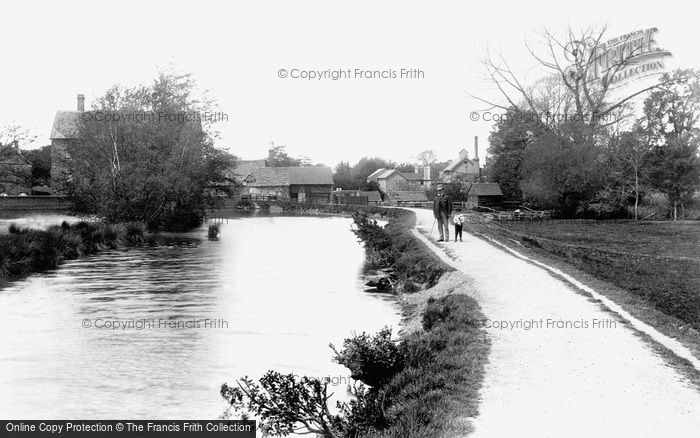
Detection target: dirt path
<box><xmin>409</xmin><ymin>208</ymin><xmax>700</xmax><ymax>438</ymax></box>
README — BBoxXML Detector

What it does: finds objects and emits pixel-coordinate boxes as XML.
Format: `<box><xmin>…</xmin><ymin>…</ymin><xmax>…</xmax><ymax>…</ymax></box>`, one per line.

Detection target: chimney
<box><xmin>474</xmin><ymin>136</ymin><xmax>479</xmax><ymax>160</ymax></box>
<box><xmin>414</xmin><ymin>164</ymin><xmax>420</xmax><ymax>175</ymax></box>
<box><xmin>423</xmin><ymin>165</ymin><xmax>431</xmax><ymax>181</ymax></box>
<box><xmin>77</xmin><ymin>94</ymin><xmax>85</xmax><ymax>112</ymax></box>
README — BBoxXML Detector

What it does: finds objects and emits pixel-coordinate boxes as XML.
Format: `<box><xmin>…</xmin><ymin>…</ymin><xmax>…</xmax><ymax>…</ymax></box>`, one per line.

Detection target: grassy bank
<box><xmin>466</xmin><ymin>217</ymin><xmax>700</xmax><ymax>359</ymax></box>
<box><xmin>371</xmin><ymin>273</ymin><xmax>489</xmax><ymax>437</ymax></box>
<box><xmin>0</xmin><ymin>221</ymin><xmax>152</xmax><ymax>280</ymax></box>
<box><xmin>351</xmin><ymin>209</ymin><xmax>450</xmax><ymax>291</ymax></box>
<box><xmin>351</xmin><ymin>210</ymin><xmax>488</xmax><ymax>437</ymax></box>
<box><xmin>221</xmin><ymin>209</ymin><xmax>490</xmax><ymax>438</ymax></box>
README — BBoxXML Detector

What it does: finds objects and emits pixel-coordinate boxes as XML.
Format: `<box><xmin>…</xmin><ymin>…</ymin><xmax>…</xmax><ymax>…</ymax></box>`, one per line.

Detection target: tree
<box><xmin>415</xmin><ymin>150</ymin><xmax>437</xmax><ymax>167</ymax></box>
<box><xmin>471</xmin><ymin>26</ymin><xmax>666</xmax><ymax>149</ymax></box>
<box><xmin>395</xmin><ymin>162</ymin><xmax>415</xmax><ymax>174</ymax></box>
<box><xmin>0</xmin><ymin>124</ymin><xmax>35</xmax><ymax>192</ymax></box>
<box><xmin>0</xmin><ymin>123</ymin><xmax>36</xmax><ymax>150</ymax></box>
<box><xmin>351</xmin><ymin>157</ymin><xmax>395</xmax><ymax>183</ymax></box>
<box><xmin>62</xmin><ymin>71</ymin><xmax>235</xmax><ymax>230</ymax></box>
<box><xmin>332</xmin><ymin>161</ymin><xmax>354</xmax><ymax>189</ymax></box>
<box><xmin>267</xmin><ymin>143</ymin><xmax>302</xmax><ymax>167</ymax></box>
<box><xmin>521</xmin><ymin>132</ymin><xmax>604</xmax><ymax>216</ymax></box>
<box><xmin>426</xmin><ymin>174</ymin><xmax>470</xmax><ymax>202</ymax></box>
<box><xmin>486</xmin><ymin>109</ymin><xmax>548</xmax><ymax>200</ymax></box>
<box><xmin>647</xmin><ymin>135</ymin><xmax>700</xmax><ymax>219</ymax></box>
<box><xmin>471</xmin><ymin>26</ymin><xmax>672</xmax><ymax>215</ymax></box>
<box><xmin>600</xmin><ymin>128</ymin><xmax>653</xmax><ymax>219</ymax></box>
<box><xmin>360</xmin><ymin>180</ymin><xmax>381</xmax><ymax>192</ymax></box>
<box><xmin>21</xmin><ymin>145</ymin><xmax>52</xmax><ymax>187</ymax></box>
<box><xmin>642</xmin><ymin>69</ymin><xmax>700</xmax><ymax>219</ymax></box>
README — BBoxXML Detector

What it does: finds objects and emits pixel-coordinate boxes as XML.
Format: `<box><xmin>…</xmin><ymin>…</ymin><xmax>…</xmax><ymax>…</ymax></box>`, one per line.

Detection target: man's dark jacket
<box><xmin>433</xmin><ymin>194</ymin><xmax>452</xmax><ymax>218</ymax></box>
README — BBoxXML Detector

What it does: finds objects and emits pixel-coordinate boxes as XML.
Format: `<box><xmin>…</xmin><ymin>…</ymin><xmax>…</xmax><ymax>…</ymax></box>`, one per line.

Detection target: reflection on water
<box><xmin>0</xmin><ymin>216</ymin><xmax>400</xmax><ymax>419</ymax></box>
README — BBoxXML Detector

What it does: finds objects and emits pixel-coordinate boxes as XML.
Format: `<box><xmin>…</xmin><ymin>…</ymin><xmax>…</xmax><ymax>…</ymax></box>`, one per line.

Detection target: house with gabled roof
<box><xmin>245</xmin><ymin>166</ymin><xmax>334</xmax><ymax>203</ymax></box>
<box><xmin>402</xmin><ymin>164</ymin><xmax>434</xmax><ymax>188</ymax></box>
<box><xmin>441</xmin><ymin>136</ymin><xmax>481</xmax><ymax>183</ymax></box>
<box><xmin>50</xmin><ymin>94</ymin><xmax>84</xmax><ymax>194</ymax></box>
<box><xmin>366</xmin><ymin>168</ymin><xmax>407</xmax><ymax>193</ymax></box>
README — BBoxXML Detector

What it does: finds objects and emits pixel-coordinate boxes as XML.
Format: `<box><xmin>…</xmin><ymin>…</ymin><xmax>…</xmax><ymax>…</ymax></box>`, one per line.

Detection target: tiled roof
<box><xmin>366</xmin><ymin>168</ymin><xmax>386</xmax><ymax>180</ymax></box>
<box><xmin>468</xmin><ymin>183</ymin><xmax>503</xmax><ymax>196</ymax></box>
<box><xmin>50</xmin><ymin>111</ymin><xmax>81</xmax><ymax>139</ymax></box>
<box><xmin>233</xmin><ymin>159</ymin><xmax>266</xmax><ymax>179</ymax></box>
<box><xmin>377</xmin><ymin>169</ymin><xmax>400</xmax><ymax>179</ymax></box>
<box><xmin>386</xmin><ymin>191</ymin><xmax>428</xmax><ymax>202</ymax></box>
<box><xmin>443</xmin><ymin>156</ymin><xmax>472</xmax><ymax>172</ymax></box>
<box><xmin>247</xmin><ymin>166</ymin><xmax>334</xmax><ymax>187</ymax></box>
<box><xmin>247</xmin><ymin>167</ymin><xmax>291</xmax><ymax>186</ymax></box>
<box><xmin>402</xmin><ymin>172</ymin><xmax>422</xmax><ymax>180</ymax></box>
<box><xmin>289</xmin><ymin>166</ymin><xmax>334</xmax><ymax>185</ymax></box>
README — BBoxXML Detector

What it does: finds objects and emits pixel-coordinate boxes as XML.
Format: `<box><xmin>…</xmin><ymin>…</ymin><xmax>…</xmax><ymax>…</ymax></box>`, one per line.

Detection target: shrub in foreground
<box><xmin>220</xmin><ymin>294</ymin><xmax>488</xmax><ymax>438</ymax></box>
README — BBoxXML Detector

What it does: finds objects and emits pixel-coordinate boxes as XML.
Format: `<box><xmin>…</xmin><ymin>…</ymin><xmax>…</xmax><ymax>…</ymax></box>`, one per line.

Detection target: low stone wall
<box><xmin>0</xmin><ymin>196</ymin><xmax>71</xmax><ymax>211</ymax></box>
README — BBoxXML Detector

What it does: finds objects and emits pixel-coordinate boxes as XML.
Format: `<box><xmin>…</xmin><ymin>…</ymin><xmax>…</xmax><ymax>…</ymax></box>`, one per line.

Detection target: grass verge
<box><xmin>466</xmin><ymin>217</ymin><xmax>700</xmax><ymax>364</ymax></box>
<box><xmin>372</xmin><ymin>271</ymin><xmax>489</xmax><ymax>438</ymax></box>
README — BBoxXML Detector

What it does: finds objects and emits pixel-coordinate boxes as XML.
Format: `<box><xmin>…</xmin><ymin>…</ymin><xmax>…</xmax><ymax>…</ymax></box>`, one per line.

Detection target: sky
<box><xmin>1</xmin><ymin>0</ymin><xmax>697</xmax><ymax>167</ymax></box>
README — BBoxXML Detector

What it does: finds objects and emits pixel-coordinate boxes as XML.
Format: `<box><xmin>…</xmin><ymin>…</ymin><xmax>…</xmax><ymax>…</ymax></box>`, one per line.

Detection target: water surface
<box><xmin>0</xmin><ymin>216</ymin><xmax>400</xmax><ymax>419</ymax></box>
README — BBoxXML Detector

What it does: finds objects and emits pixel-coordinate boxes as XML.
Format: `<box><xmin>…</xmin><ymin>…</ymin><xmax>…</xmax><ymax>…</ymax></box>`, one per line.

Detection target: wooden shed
<box><xmin>466</xmin><ymin>183</ymin><xmax>503</xmax><ymax>209</ymax></box>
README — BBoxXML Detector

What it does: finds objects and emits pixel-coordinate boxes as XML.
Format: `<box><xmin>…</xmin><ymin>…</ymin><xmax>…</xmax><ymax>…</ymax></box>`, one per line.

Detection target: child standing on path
<box><xmin>453</xmin><ymin>213</ymin><xmax>465</xmax><ymax>242</ymax></box>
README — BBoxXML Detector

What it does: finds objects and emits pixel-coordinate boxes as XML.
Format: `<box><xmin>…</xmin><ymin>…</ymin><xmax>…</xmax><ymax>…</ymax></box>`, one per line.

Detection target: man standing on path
<box><xmin>433</xmin><ymin>184</ymin><xmax>451</xmax><ymax>242</ymax></box>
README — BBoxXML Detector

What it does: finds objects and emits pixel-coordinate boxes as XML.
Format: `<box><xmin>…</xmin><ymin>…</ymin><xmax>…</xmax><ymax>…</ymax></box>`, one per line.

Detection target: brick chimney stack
<box><xmin>474</xmin><ymin>136</ymin><xmax>479</xmax><ymax>160</ymax></box>
<box><xmin>77</xmin><ymin>94</ymin><xmax>85</xmax><ymax>112</ymax></box>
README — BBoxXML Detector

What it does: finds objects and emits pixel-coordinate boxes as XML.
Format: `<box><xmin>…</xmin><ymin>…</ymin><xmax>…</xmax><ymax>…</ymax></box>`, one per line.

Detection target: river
<box><xmin>0</xmin><ymin>215</ymin><xmax>400</xmax><ymax>419</ymax></box>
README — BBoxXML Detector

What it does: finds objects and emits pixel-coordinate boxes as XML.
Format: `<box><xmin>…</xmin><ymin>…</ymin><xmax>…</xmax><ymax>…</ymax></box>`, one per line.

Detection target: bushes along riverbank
<box><xmin>221</xmin><ymin>209</ymin><xmax>490</xmax><ymax>437</ymax></box>
<box><xmin>0</xmin><ymin>221</ymin><xmax>152</xmax><ymax>280</ymax></box>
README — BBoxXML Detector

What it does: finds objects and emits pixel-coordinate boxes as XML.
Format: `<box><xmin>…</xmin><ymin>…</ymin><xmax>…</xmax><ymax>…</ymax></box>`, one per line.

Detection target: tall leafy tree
<box><xmin>486</xmin><ymin>109</ymin><xmax>547</xmax><ymax>200</ymax></box>
<box><xmin>642</xmin><ymin>69</ymin><xmax>700</xmax><ymax>219</ymax></box>
<box><xmin>62</xmin><ymin>71</ymin><xmax>235</xmax><ymax>230</ymax></box>
<box><xmin>521</xmin><ymin>131</ymin><xmax>605</xmax><ymax>216</ymax></box>
<box><xmin>332</xmin><ymin>161</ymin><xmax>354</xmax><ymax>189</ymax></box>
<box><xmin>599</xmin><ymin>129</ymin><xmax>651</xmax><ymax>219</ymax></box>
<box><xmin>647</xmin><ymin>135</ymin><xmax>700</xmax><ymax>219</ymax></box>
<box><xmin>21</xmin><ymin>145</ymin><xmax>52</xmax><ymax>187</ymax></box>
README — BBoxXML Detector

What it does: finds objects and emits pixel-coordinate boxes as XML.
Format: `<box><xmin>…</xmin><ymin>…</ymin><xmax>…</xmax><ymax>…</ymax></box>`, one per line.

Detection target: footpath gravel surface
<box><xmin>409</xmin><ymin>208</ymin><xmax>700</xmax><ymax>438</ymax></box>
